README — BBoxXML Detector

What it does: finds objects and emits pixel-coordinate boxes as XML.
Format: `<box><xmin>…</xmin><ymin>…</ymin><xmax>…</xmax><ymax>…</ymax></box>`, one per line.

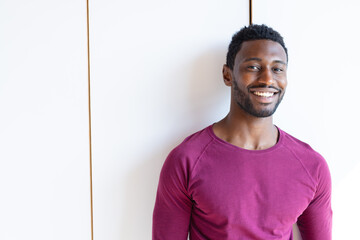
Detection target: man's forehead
<box><xmin>236</xmin><ymin>39</ymin><xmax>287</xmax><ymax>63</ymax></box>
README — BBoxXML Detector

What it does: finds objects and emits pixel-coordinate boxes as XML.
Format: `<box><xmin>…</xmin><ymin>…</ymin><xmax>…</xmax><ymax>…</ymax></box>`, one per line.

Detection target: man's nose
<box><xmin>258</xmin><ymin>68</ymin><xmax>275</xmax><ymax>85</ymax></box>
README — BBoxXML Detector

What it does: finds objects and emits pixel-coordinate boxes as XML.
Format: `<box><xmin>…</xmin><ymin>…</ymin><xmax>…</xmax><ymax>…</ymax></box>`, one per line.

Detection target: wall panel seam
<box><xmin>86</xmin><ymin>0</ymin><xmax>94</xmax><ymax>239</ymax></box>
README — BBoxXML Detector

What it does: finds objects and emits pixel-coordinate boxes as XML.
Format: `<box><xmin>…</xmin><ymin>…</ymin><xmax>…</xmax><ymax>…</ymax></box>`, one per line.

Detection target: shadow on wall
<box><xmin>120</xmin><ymin>47</ymin><xmax>229</xmax><ymax>239</ymax></box>
<box><xmin>186</xmin><ymin>47</ymin><xmax>229</xmax><ymax>127</ymax></box>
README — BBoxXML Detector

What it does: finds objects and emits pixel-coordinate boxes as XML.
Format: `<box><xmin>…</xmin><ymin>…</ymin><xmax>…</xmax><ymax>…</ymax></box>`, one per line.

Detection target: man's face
<box><xmin>224</xmin><ymin>39</ymin><xmax>288</xmax><ymax>118</ymax></box>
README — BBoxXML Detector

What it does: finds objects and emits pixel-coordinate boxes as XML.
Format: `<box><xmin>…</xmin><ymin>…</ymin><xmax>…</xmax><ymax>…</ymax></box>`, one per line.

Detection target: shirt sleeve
<box><xmin>297</xmin><ymin>157</ymin><xmax>332</xmax><ymax>240</ymax></box>
<box><xmin>152</xmin><ymin>149</ymin><xmax>193</xmax><ymax>240</ymax></box>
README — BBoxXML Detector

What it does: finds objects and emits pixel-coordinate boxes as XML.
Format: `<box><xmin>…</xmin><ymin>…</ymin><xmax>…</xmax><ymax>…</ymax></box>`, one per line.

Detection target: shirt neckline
<box><xmin>206</xmin><ymin>124</ymin><xmax>284</xmax><ymax>154</ymax></box>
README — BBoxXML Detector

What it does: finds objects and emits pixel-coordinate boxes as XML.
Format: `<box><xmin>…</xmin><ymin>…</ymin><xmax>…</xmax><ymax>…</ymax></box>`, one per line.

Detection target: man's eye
<box><xmin>247</xmin><ymin>66</ymin><xmax>260</xmax><ymax>71</ymax></box>
<box><xmin>273</xmin><ymin>67</ymin><xmax>284</xmax><ymax>72</ymax></box>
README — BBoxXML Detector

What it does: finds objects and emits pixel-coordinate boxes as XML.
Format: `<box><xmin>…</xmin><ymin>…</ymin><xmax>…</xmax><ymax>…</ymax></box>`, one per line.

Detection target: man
<box><xmin>153</xmin><ymin>24</ymin><xmax>332</xmax><ymax>240</ymax></box>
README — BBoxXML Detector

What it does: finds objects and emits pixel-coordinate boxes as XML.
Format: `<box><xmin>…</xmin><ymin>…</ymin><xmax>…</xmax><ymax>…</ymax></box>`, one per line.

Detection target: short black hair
<box><xmin>226</xmin><ymin>24</ymin><xmax>288</xmax><ymax>70</ymax></box>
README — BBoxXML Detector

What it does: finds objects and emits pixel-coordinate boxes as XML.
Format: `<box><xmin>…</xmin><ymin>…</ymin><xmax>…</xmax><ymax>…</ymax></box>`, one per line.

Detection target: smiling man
<box><xmin>153</xmin><ymin>24</ymin><xmax>332</xmax><ymax>240</ymax></box>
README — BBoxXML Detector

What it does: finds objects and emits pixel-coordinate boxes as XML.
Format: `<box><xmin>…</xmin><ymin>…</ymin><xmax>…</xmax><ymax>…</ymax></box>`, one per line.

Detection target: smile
<box><xmin>252</xmin><ymin>91</ymin><xmax>275</xmax><ymax>98</ymax></box>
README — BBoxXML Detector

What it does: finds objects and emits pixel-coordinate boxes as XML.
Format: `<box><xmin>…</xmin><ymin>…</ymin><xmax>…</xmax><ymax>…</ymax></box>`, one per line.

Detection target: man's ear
<box><xmin>222</xmin><ymin>64</ymin><xmax>233</xmax><ymax>86</ymax></box>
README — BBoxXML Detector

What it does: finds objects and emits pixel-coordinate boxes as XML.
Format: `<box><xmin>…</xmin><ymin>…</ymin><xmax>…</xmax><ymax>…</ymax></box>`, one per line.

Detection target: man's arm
<box><xmin>152</xmin><ymin>150</ymin><xmax>192</xmax><ymax>240</ymax></box>
<box><xmin>297</xmin><ymin>159</ymin><xmax>332</xmax><ymax>240</ymax></box>
<box><xmin>293</xmin><ymin>223</ymin><xmax>303</xmax><ymax>240</ymax></box>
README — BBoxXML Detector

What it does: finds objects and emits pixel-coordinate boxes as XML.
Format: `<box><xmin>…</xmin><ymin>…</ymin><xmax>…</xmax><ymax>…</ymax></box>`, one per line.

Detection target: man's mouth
<box><xmin>252</xmin><ymin>91</ymin><xmax>275</xmax><ymax>97</ymax></box>
<box><xmin>249</xmin><ymin>88</ymin><xmax>280</xmax><ymax>98</ymax></box>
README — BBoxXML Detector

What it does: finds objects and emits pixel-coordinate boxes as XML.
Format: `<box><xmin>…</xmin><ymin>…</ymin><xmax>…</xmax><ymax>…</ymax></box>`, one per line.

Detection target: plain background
<box><xmin>1</xmin><ymin>0</ymin><xmax>359</xmax><ymax>239</ymax></box>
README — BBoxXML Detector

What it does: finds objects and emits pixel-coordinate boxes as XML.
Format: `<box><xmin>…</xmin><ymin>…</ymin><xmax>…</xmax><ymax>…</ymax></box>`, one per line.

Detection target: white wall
<box><xmin>0</xmin><ymin>1</ymin><xmax>90</xmax><ymax>239</ymax></box>
<box><xmin>1</xmin><ymin>0</ymin><xmax>359</xmax><ymax>239</ymax></box>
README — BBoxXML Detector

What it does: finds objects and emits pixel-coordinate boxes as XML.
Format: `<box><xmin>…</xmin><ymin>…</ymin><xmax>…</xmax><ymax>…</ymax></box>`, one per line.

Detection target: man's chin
<box><xmin>249</xmin><ymin>111</ymin><xmax>275</xmax><ymax>118</ymax></box>
<box><xmin>246</xmin><ymin>106</ymin><xmax>278</xmax><ymax>118</ymax></box>
<box><xmin>236</xmin><ymin>100</ymin><xmax>280</xmax><ymax>118</ymax></box>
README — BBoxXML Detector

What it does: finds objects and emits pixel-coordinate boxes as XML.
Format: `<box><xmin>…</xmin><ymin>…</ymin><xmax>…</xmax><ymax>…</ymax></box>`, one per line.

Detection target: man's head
<box><xmin>223</xmin><ymin>25</ymin><xmax>288</xmax><ymax>118</ymax></box>
<box><xmin>226</xmin><ymin>24</ymin><xmax>288</xmax><ymax>70</ymax></box>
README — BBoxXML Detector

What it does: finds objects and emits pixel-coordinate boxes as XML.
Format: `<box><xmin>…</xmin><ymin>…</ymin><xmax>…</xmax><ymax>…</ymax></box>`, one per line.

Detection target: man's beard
<box><xmin>233</xmin><ymin>81</ymin><xmax>284</xmax><ymax>118</ymax></box>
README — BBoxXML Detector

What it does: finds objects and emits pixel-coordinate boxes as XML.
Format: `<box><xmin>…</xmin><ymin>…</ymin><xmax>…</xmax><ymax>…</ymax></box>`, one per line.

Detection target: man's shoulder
<box><xmin>280</xmin><ymin>128</ymin><xmax>329</xmax><ymax>180</ymax></box>
<box><xmin>281</xmin><ymin>129</ymin><xmax>322</xmax><ymax>158</ymax></box>
<box><xmin>280</xmin><ymin>129</ymin><xmax>312</xmax><ymax>150</ymax></box>
<box><xmin>161</xmin><ymin>125</ymin><xmax>215</xmax><ymax>175</ymax></box>
<box><xmin>169</xmin><ymin>125</ymin><xmax>214</xmax><ymax>160</ymax></box>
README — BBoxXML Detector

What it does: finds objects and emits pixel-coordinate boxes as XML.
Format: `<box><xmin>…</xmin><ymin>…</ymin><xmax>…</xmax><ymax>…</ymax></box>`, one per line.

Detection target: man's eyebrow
<box><xmin>243</xmin><ymin>57</ymin><xmax>262</xmax><ymax>62</ymax></box>
<box><xmin>274</xmin><ymin>60</ymin><xmax>287</xmax><ymax>65</ymax></box>
<box><xmin>244</xmin><ymin>58</ymin><xmax>287</xmax><ymax>65</ymax></box>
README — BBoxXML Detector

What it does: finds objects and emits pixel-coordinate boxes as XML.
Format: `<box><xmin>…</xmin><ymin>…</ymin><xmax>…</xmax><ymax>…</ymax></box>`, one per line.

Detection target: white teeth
<box><xmin>253</xmin><ymin>91</ymin><xmax>274</xmax><ymax>97</ymax></box>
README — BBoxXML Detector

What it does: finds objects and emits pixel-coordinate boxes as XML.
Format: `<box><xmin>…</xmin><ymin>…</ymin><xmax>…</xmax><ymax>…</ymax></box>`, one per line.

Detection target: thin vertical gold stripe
<box><xmin>249</xmin><ymin>0</ymin><xmax>253</xmax><ymax>25</ymax></box>
<box><xmin>86</xmin><ymin>0</ymin><xmax>94</xmax><ymax>239</ymax></box>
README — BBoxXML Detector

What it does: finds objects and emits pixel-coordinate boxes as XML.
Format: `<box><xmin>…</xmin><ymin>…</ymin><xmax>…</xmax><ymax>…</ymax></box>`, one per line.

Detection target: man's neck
<box><xmin>213</xmin><ymin>110</ymin><xmax>279</xmax><ymax>150</ymax></box>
